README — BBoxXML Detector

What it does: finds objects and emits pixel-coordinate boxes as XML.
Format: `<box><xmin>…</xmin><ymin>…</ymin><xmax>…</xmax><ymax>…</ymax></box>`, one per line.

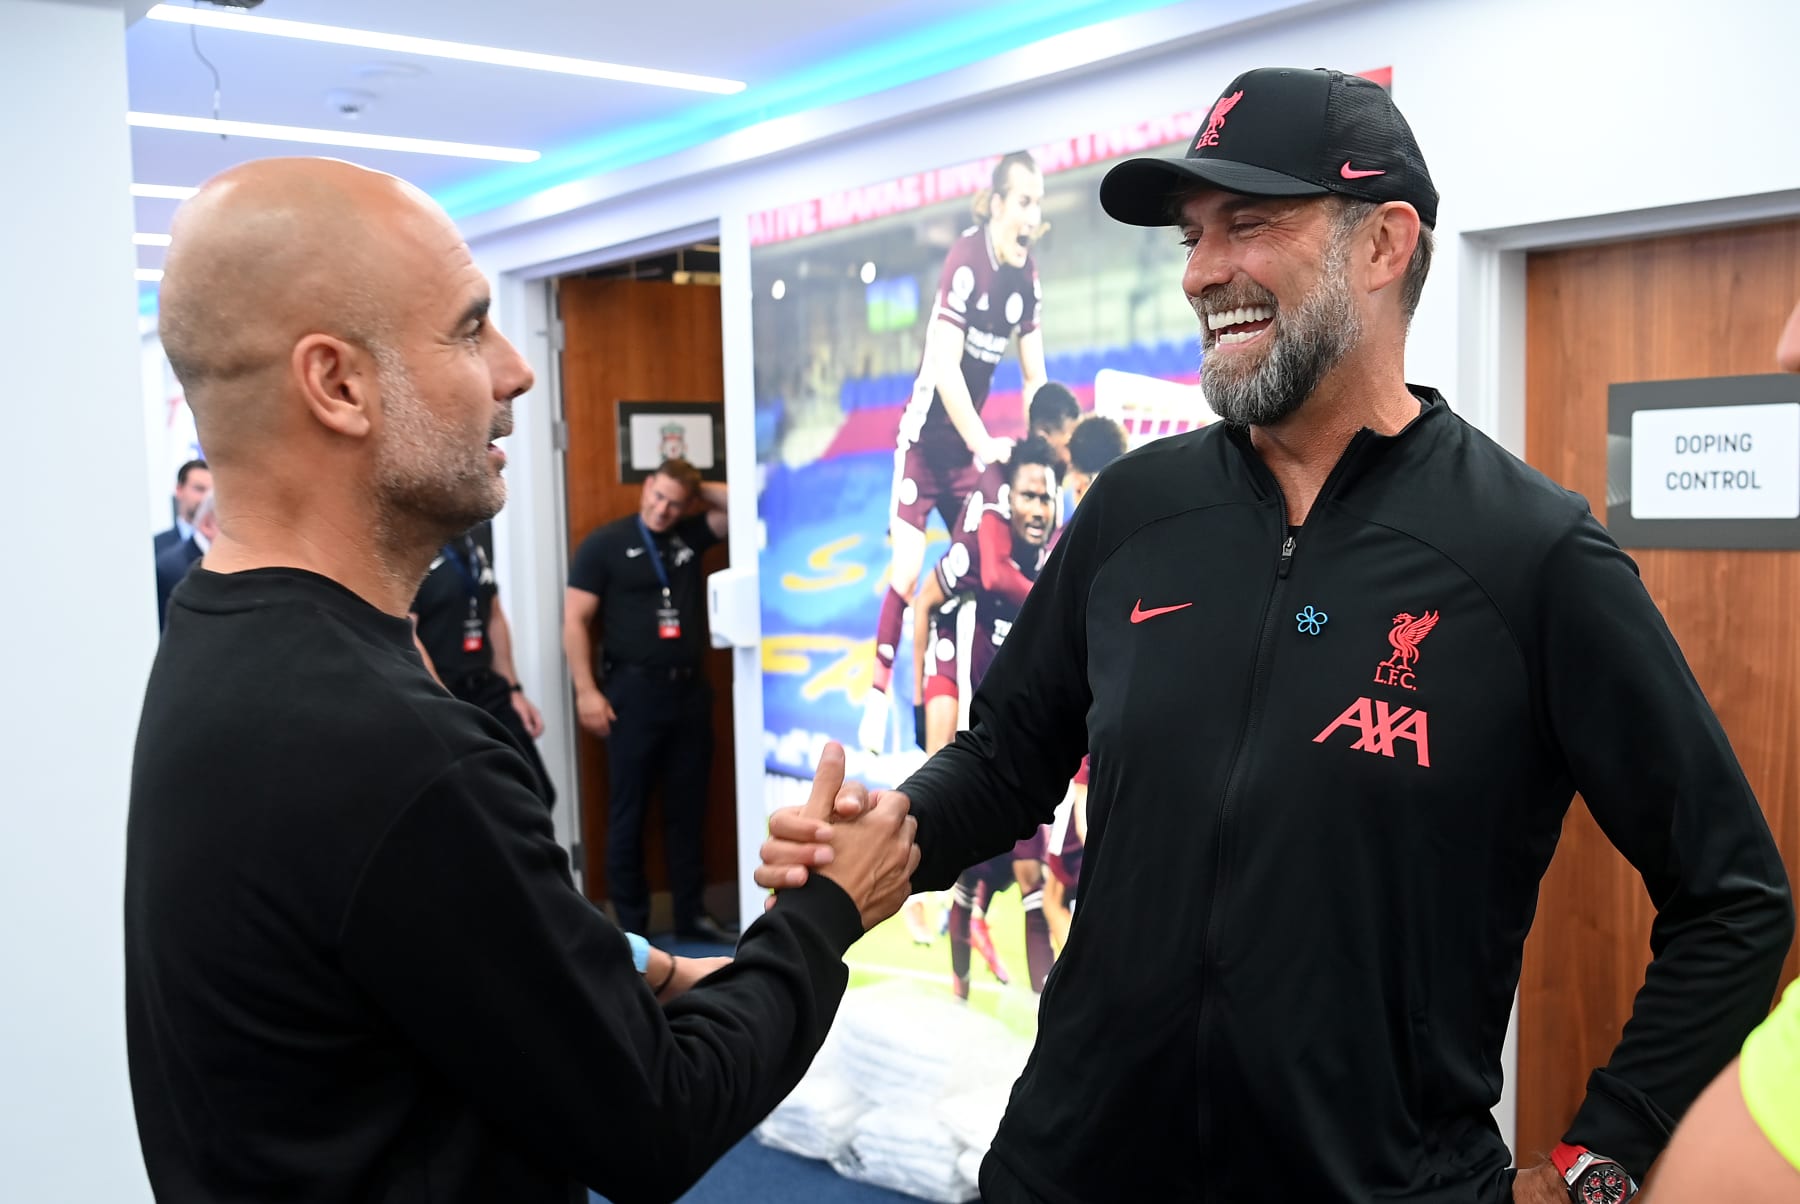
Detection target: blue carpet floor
<box><xmin>593</xmin><ymin>1134</ymin><xmax>918</xmax><ymax>1204</ymax></box>
<box><xmin>589</xmin><ymin>935</ymin><xmax>921</xmax><ymax>1204</ymax></box>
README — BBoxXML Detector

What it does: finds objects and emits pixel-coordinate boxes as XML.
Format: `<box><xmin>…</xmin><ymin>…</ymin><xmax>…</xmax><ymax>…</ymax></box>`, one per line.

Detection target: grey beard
<box><xmin>1200</xmin><ymin>257</ymin><xmax>1362</xmax><ymax>430</ymax></box>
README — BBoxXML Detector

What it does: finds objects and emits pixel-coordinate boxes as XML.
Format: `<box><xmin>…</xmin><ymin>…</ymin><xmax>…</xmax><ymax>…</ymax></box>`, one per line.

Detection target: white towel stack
<box><xmin>831</xmin><ymin>1105</ymin><xmax>975</xmax><ymax>1203</ymax></box>
<box><xmin>756</xmin><ymin>981</ymin><xmax>1036</xmax><ymax>1202</ymax></box>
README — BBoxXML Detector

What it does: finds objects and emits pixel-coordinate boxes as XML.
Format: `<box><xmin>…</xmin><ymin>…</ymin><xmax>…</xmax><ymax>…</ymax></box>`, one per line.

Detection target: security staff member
<box><xmin>565</xmin><ymin>458</ymin><xmax>734</xmax><ymax>943</ymax></box>
<box><xmin>410</xmin><ymin>521</ymin><xmax>554</xmax><ymax>808</ymax></box>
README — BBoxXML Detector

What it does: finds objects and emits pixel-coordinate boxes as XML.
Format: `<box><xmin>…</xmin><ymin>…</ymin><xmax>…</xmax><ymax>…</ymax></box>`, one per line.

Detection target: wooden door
<box><xmin>558</xmin><ymin>276</ymin><xmax>738</xmax><ymax>925</ymax></box>
<box><xmin>1517</xmin><ymin>220</ymin><xmax>1800</xmax><ymax>1159</ymax></box>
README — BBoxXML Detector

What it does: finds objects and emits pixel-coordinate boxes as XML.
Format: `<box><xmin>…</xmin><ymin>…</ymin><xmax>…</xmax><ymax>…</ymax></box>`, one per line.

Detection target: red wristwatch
<box><xmin>1551</xmin><ymin>1143</ymin><xmax>1637</xmax><ymax>1204</ymax></box>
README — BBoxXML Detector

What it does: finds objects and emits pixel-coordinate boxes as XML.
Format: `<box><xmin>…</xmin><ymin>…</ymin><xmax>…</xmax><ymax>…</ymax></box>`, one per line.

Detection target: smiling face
<box><xmin>1178</xmin><ymin>190</ymin><xmax>1363</xmax><ymax>428</ymax></box>
<box><xmin>639</xmin><ymin>471</ymin><xmax>690</xmax><ymax>534</ymax></box>
<box><xmin>990</xmin><ymin>162</ymin><xmax>1045</xmax><ymax>269</ymax></box>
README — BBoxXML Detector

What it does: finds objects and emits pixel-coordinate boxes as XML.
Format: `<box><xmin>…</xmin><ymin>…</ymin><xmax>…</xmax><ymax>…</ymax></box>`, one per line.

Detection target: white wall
<box><xmin>140</xmin><ymin>324</ymin><xmax>202</xmax><ymax>534</ymax></box>
<box><xmin>466</xmin><ymin>0</ymin><xmax>1800</xmax><ymax>1157</ymax></box>
<box><xmin>0</xmin><ymin>0</ymin><xmax>155</xmax><ymax>1198</ymax></box>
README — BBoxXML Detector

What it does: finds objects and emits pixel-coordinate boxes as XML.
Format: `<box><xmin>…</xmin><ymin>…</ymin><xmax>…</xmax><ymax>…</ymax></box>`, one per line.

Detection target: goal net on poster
<box><xmin>1091</xmin><ymin>368</ymin><xmax>1213</xmax><ymax>450</ymax></box>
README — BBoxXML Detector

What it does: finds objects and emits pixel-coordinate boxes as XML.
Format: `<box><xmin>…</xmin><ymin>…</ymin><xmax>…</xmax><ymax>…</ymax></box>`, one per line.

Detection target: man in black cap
<box><xmin>757</xmin><ymin>68</ymin><xmax>1792</xmax><ymax>1203</ymax></box>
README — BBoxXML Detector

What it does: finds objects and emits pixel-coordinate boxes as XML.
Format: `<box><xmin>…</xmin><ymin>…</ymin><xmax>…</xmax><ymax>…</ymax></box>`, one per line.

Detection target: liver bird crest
<box><xmin>1381</xmin><ymin>610</ymin><xmax>1439</xmax><ymax>671</ymax></box>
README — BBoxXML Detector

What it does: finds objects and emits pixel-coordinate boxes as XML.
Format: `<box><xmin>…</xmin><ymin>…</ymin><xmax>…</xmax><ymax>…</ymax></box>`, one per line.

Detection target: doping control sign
<box><xmin>1607</xmin><ymin>374</ymin><xmax>1800</xmax><ymax>549</ymax></box>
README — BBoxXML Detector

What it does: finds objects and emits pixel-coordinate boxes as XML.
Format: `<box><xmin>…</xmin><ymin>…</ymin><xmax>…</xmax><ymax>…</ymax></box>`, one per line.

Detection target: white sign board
<box><xmin>1629</xmin><ymin>402</ymin><xmax>1799</xmax><ymax>520</ymax></box>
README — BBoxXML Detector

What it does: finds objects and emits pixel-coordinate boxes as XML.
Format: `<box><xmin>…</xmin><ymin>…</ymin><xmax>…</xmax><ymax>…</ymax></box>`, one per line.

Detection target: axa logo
<box><xmin>1313</xmin><ymin>698</ymin><xmax>1431</xmax><ymax>767</ymax></box>
<box><xmin>1373</xmin><ymin>610</ymin><xmax>1439</xmax><ymax>691</ymax></box>
<box><xmin>1193</xmin><ymin>90</ymin><xmax>1244</xmax><ymax>150</ymax></box>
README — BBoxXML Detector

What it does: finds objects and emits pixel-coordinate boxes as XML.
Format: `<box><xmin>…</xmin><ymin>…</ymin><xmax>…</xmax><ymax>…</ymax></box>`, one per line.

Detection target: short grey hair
<box><xmin>1331</xmin><ymin>198</ymin><xmax>1434</xmax><ymax>326</ymax></box>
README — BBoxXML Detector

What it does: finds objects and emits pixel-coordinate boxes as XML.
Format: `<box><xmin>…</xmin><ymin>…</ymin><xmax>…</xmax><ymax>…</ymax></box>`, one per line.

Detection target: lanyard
<box><xmin>441</xmin><ymin>539</ymin><xmax>482</xmax><ymax>602</ymax></box>
<box><xmin>635</xmin><ymin>517</ymin><xmax>672</xmax><ymax>596</ymax></box>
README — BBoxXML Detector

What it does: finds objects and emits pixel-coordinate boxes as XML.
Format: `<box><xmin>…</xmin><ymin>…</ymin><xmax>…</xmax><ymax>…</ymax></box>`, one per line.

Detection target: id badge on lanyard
<box><xmin>656</xmin><ymin>588</ymin><xmax>681</xmax><ymax>640</ymax></box>
<box><xmin>462</xmin><ymin>597</ymin><xmax>485</xmax><ymax>653</ymax></box>
<box><xmin>445</xmin><ymin>541</ymin><xmax>485</xmax><ymax>652</ymax></box>
<box><xmin>638</xmin><ymin>518</ymin><xmax>682</xmax><ymax>640</ymax></box>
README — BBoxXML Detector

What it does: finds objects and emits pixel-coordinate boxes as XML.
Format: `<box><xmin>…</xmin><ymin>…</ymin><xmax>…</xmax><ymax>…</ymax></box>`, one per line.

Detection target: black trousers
<box><xmin>602</xmin><ymin>666</ymin><xmax>712</xmax><ymax>935</ymax></box>
<box><xmin>448</xmin><ymin>669</ymin><xmax>556</xmax><ymax>810</ymax></box>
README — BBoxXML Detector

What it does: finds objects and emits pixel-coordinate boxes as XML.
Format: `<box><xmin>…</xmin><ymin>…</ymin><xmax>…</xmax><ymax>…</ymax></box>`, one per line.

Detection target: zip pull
<box><xmin>1278</xmin><ymin>533</ymin><xmax>1296</xmax><ymax>579</ymax></box>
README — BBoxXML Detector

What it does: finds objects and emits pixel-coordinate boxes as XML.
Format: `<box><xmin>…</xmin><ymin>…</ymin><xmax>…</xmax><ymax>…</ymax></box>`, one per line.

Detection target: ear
<box><xmin>292</xmin><ymin>334</ymin><xmax>376</xmax><ymax>440</ymax></box>
<box><xmin>1365</xmin><ymin>202</ymin><xmax>1422</xmax><ymax>299</ymax></box>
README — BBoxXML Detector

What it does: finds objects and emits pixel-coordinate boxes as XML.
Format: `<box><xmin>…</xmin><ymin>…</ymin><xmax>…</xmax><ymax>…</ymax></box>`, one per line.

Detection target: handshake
<box><xmin>755</xmin><ymin>742</ymin><xmax>922</xmax><ymax>930</ymax></box>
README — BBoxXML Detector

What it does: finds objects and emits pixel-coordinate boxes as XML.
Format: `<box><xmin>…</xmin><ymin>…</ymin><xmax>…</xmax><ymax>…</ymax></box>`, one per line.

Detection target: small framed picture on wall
<box><xmin>617</xmin><ymin>401</ymin><xmax>726</xmax><ymax>483</ymax></box>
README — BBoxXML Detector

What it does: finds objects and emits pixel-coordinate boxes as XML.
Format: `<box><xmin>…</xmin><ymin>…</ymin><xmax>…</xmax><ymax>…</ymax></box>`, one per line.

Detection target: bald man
<box><xmin>125</xmin><ymin>158</ymin><xmax>918</xmax><ymax>1204</ymax></box>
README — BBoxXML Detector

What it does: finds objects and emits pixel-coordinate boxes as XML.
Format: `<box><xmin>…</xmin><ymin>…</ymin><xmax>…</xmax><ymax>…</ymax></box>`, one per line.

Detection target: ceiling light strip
<box><xmin>136</xmin><ymin>269</ymin><xmax>165</xmax><ymax>282</ymax></box>
<box><xmin>144</xmin><ymin>4</ymin><xmax>744</xmax><ymax>95</ymax></box>
<box><xmin>127</xmin><ymin>112</ymin><xmax>540</xmax><ymax>162</ymax></box>
<box><xmin>132</xmin><ymin>183</ymin><xmax>199</xmax><ymax>199</ymax></box>
<box><xmin>134</xmin><ymin>233</ymin><xmax>174</xmax><ymax>247</ymax></box>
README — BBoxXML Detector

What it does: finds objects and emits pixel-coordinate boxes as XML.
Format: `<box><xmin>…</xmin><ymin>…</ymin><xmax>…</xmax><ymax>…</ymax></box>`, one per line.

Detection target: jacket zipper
<box><xmin>1192</xmin><ymin>430</ymin><xmax>1371</xmax><ymax>1195</ymax></box>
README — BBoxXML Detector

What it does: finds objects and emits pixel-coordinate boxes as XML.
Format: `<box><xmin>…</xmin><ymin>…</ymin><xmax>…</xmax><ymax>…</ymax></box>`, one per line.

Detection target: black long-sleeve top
<box><xmin>902</xmin><ymin>389</ymin><xmax>1793</xmax><ymax>1202</ymax></box>
<box><xmin>127</xmin><ymin>566</ymin><xmax>862</xmax><ymax>1204</ymax></box>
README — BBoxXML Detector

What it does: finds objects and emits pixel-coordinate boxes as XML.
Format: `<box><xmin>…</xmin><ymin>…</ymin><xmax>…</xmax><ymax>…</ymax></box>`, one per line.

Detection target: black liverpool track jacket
<box><xmin>900</xmin><ymin>388</ymin><xmax>1793</xmax><ymax>1204</ymax></box>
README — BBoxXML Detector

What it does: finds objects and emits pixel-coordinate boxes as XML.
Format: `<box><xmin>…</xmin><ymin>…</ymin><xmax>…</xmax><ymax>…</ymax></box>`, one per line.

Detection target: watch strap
<box><xmin>1550</xmin><ymin>1142</ymin><xmax>1587</xmax><ymax>1180</ymax></box>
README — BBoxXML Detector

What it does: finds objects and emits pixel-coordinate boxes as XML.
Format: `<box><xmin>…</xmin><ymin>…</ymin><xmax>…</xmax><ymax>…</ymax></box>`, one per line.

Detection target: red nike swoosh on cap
<box><xmin>1340</xmin><ymin>162</ymin><xmax>1386</xmax><ymax>179</ymax></box>
<box><xmin>1130</xmin><ymin>600</ymin><xmax>1195</xmax><ymax>624</ymax></box>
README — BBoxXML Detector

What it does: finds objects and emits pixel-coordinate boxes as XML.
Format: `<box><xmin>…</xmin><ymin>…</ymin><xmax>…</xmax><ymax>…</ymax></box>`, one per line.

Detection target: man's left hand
<box><xmin>510</xmin><ymin>690</ymin><xmax>545</xmax><ymax>738</ymax></box>
<box><xmin>1514</xmin><ymin>1161</ymin><xmax>1567</xmax><ymax>1204</ymax></box>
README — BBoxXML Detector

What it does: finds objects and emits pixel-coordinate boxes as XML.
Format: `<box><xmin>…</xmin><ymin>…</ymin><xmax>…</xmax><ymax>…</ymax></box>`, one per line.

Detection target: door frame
<box><xmin>488</xmin><ymin>221</ymin><xmax>722</xmax><ymax>890</ymax></box>
<box><xmin>1458</xmin><ymin>187</ymin><xmax>1800</xmax><ymax>456</ymax></box>
<box><xmin>1456</xmin><ymin>185</ymin><xmax>1800</xmax><ymax>1158</ymax></box>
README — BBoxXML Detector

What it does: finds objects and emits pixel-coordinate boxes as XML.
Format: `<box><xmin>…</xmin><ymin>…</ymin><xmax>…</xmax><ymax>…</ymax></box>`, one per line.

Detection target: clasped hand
<box><xmin>754</xmin><ymin>742</ymin><xmax>919</xmax><ymax>930</ymax></box>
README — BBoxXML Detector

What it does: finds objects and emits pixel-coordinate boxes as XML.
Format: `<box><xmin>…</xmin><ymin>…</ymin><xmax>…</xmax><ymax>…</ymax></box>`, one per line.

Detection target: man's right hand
<box><xmin>769</xmin><ymin>742</ymin><xmax>918</xmax><ymax>930</ymax></box>
<box><xmin>577</xmin><ymin>689</ymin><xmax>616</xmax><ymax>738</ymax></box>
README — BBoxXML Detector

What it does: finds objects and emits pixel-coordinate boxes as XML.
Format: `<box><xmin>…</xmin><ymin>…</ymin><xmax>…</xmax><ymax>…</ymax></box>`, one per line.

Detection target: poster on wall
<box><xmin>746</xmin><ymin>108</ymin><xmax>1238</xmax><ymax>1194</ymax></box>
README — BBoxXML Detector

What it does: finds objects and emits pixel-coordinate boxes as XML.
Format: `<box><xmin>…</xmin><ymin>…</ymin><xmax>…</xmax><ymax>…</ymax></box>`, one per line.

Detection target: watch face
<box><xmin>1574</xmin><ymin>1162</ymin><xmax>1632</xmax><ymax>1204</ymax></box>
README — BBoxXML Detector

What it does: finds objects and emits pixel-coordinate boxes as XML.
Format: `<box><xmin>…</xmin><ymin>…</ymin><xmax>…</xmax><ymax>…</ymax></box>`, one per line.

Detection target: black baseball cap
<box><xmin>1100</xmin><ymin>67</ymin><xmax>1438</xmax><ymax>229</ymax></box>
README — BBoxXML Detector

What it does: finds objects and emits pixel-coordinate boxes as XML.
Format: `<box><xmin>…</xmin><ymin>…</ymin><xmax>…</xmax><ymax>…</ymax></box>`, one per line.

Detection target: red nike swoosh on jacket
<box><xmin>1130</xmin><ymin>600</ymin><xmax>1195</xmax><ymax>624</ymax></box>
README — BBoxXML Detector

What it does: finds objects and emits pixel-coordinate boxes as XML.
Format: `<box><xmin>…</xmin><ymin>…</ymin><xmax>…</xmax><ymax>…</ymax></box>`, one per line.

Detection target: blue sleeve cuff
<box><xmin>625</xmin><ymin>931</ymin><xmax>650</xmax><ymax>975</ymax></box>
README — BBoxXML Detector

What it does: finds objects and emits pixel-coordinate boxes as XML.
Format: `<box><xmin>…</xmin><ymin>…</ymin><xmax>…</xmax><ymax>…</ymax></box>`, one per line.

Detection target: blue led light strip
<box><xmin>433</xmin><ymin>0</ymin><xmax>1182</xmax><ymax>219</ymax></box>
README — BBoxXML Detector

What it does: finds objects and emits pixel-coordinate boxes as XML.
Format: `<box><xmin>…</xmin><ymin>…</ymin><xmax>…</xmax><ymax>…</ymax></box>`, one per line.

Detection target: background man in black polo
<box><xmin>410</xmin><ymin>520</ymin><xmax>554</xmax><ymax>808</ymax></box>
<box><xmin>565</xmin><ymin>458</ymin><xmax>733</xmax><ymax>942</ymax></box>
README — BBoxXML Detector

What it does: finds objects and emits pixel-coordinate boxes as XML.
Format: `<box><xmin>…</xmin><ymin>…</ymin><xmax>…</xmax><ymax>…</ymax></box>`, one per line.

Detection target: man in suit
<box><xmin>156</xmin><ymin>492</ymin><xmax>216</xmax><ymax>628</ymax></box>
<box><xmin>154</xmin><ymin>458</ymin><xmax>211</xmax><ymax>555</ymax></box>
